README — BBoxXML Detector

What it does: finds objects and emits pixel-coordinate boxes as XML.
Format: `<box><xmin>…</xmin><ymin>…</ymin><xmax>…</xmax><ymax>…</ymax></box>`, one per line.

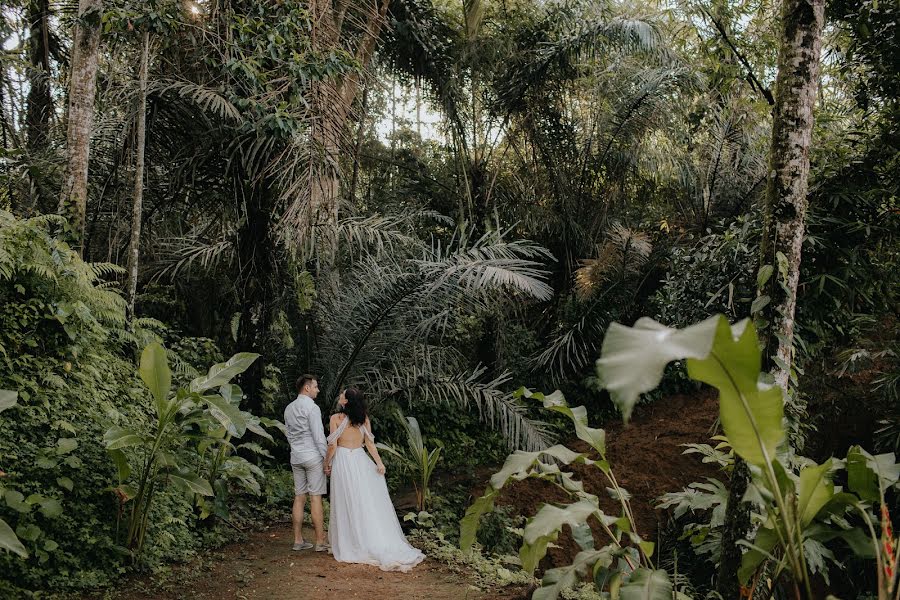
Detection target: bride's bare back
<box><xmin>330</xmin><ymin>414</ymin><xmax>368</xmax><ymax>449</ymax></box>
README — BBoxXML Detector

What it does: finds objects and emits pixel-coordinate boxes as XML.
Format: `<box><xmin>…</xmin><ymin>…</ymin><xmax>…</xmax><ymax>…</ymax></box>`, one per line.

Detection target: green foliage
<box><xmin>462</xmin><ymin>389</ymin><xmax>668</xmax><ymax>600</ymax></box>
<box><xmin>0</xmin><ymin>391</ymin><xmax>27</xmax><ymax>559</ymax></box>
<box><xmin>408</xmin><ymin>527</ymin><xmax>534</xmax><ymax>591</ymax></box>
<box><xmin>652</xmin><ymin>215</ymin><xmax>759</xmax><ymax>329</ymax></box>
<box><xmin>377</xmin><ymin>410</ymin><xmax>442</xmax><ymax>512</ymax></box>
<box><xmin>598</xmin><ymin>314</ymin><xmax>900</xmax><ymax>598</ymax></box>
<box><xmin>317</xmin><ymin>230</ymin><xmax>554</xmax><ymax>450</ymax></box>
<box><xmin>0</xmin><ymin>213</ymin><xmax>281</xmax><ymax>595</ymax></box>
<box><xmin>105</xmin><ymin>343</ymin><xmax>281</xmax><ymax>559</ymax></box>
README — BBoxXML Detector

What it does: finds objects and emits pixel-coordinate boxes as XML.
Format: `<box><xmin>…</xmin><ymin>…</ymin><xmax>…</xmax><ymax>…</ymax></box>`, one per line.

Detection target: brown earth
<box><xmin>494</xmin><ymin>391</ymin><xmax>721</xmax><ymax>570</ymax></box>
<box><xmin>90</xmin><ymin>523</ymin><xmax>496</xmax><ymax>600</ymax></box>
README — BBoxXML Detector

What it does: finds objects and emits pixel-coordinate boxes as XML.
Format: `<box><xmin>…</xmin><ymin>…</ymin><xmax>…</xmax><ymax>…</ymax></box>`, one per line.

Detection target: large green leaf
<box><xmin>139</xmin><ymin>342</ymin><xmax>172</xmax><ymax>418</ymax></box>
<box><xmin>490</xmin><ymin>445</ymin><xmax>585</xmax><ymax>490</ymax></box>
<box><xmin>847</xmin><ymin>446</ymin><xmax>900</xmax><ymax>502</ymax></box>
<box><xmin>597</xmin><ymin>316</ymin><xmax>720</xmax><ymax>421</ymax></box>
<box><xmin>246</xmin><ymin>418</ymin><xmax>275</xmax><ymax>442</ymax></box>
<box><xmin>687</xmin><ymin>319</ymin><xmax>784</xmax><ymax>467</ymax></box>
<box><xmin>619</xmin><ymin>568</ymin><xmax>674</xmax><ymax>600</ymax></box>
<box><xmin>836</xmin><ymin>527</ymin><xmax>877</xmax><ymax>558</ymax></box>
<box><xmin>596</xmin><ymin>315</ymin><xmax>783</xmax><ymax>466</ymax></box>
<box><xmin>0</xmin><ymin>390</ymin><xmax>18</xmax><ymax>414</ymax></box>
<box><xmin>462</xmin><ymin>445</ymin><xmax>591</xmax><ymax>554</ymax></box>
<box><xmin>168</xmin><ymin>469</ymin><xmax>213</xmax><ymax>496</ymax></box>
<box><xmin>55</xmin><ymin>437</ymin><xmax>78</xmax><ymax>455</ymax></box>
<box><xmin>521</xmin><ymin>497</ymin><xmax>604</xmax><ymax>574</ymax></box>
<box><xmin>518</xmin><ymin>388</ymin><xmax>606</xmax><ymax>455</ymax></box>
<box><xmin>459</xmin><ymin>486</ymin><xmax>498</xmax><ymax>552</ymax></box>
<box><xmin>534</xmin><ymin>548</ymin><xmax>613</xmax><ymax>600</ymax></box>
<box><xmin>103</xmin><ymin>426</ymin><xmax>143</xmax><ymax>450</ymax></box>
<box><xmin>108</xmin><ymin>449</ymin><xmax>131</xmax><ymax>482</ymax></box>
<box><xmin>738</xmin><ymin>526</ymin><xmax>780</xmax><ymax>584</ymax></box>
<box><xmin>4</xmin><ymin>491</ymin><xmax>31</xmax><ymax>514</ymax></box>
<box><xmin>38</xmin><ymin>498</ymin><xmax>63</xmax><ymax>519</ymax></box>
<box><xmin>0</xmin><ymin>518</ymin><xmax>27</xmax><ymax>558</ymax></box>
<box><xmin>189</xmin><ymin>353</ymin><xmax>259</xmax><ymax>393</ymax></box>
<box><xmin>259</xmin><ymin>417</ymin><xmax>286</xmax><ymax>434</ymax></box>
<box><xmin>203</xmin><ymin>394</ymin><xmax>248</xmax><ymax>437</ymax></box>
<box><xmin>797</xmin><ymin>459</ymin><xmax>834</xmax><ymax>527</ymax></box>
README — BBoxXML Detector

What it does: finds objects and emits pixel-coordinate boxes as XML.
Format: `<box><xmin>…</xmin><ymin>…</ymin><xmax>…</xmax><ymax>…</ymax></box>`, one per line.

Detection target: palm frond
<box><xmin>415</xmin><ymin>232</ymin><xmax>554</xmax><ymax>302</ymax></box>
<box><xmin>364</xmin><ymin>362</ymin><xmax>551</xmax><ymax>451</ymax></box>
<box><xmin>151</xmin><ymin>79</ymin><xmax>245</xmax><ymax>123</ymax></box>
<box><xmin>337</xmin><ymin>211</ymin><xmax>449</xmax><ymax>257</ymax></box>
<box><xmin>152</xmin><ymin>234</ymin><xmax>236</xmax><ymax>280</ymax></box>
<box><xmin>574</xmin><ymin>223</ymin><xmax>652</xmax><ymax>300</ymax></box>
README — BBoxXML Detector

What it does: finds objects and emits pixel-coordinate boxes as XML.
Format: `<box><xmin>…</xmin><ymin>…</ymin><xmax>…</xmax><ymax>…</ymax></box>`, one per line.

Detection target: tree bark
<box><xmin>26</xmin><ymin>0</ymin><xmax>52</xmax><ymax>151</ymax></box>
<box><xmin>716</xmin><ymin>1</ymin><xmax>823</xmax><ymax>597</ymax></box>
<box><xmin>236</xmin><ymin>182</ymin><xmax>279</xmax><ymax>414</ymax></box>
<box><xmin>126</xmin><ymin>30</ymin><xmax>150</xmax><ymax>322</ymax></box>
<box><xmin>291</xmin><ymin>0</ymin><xmax>392</xmax><ymax>268</ymax></box>
<box><xmin>59</xmin><ymin>0</ymin><xmax>103</xmax><ymax>253</ymax></box>
<box><xmin>348</xmin><ymin>86</ymin><xmax>369</xmax><ymax>203</ymax></box>
<box><xmin>758</xmin><ymin>0</ymin><xmax>825</xmax><ymax>390</ymax></box>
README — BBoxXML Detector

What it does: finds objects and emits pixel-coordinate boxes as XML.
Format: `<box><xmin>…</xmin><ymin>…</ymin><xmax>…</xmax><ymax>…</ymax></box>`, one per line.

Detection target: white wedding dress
<box><xmin>327</xmin><ymin>417</ymin><xmax>425</xmax><ymax>572</ymax></box>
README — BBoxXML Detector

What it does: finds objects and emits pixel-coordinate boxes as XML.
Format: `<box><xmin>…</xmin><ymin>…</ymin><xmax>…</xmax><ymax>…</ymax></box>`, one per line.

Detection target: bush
<box><xmin>652</xmin><ymin>214</ymin><xmax>759</xmax><ymax>328</ymax></box>
<box><xmin>0</xmin><ymin>212</ymin><xmax>280</xmax><ymax>596</ymax></box>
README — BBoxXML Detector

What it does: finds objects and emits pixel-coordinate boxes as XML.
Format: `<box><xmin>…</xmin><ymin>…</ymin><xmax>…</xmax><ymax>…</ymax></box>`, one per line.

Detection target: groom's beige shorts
<box><xmin>291</xmin><ymin>457</ymin><xmax>327</xmax><ymax>496</ymax></box>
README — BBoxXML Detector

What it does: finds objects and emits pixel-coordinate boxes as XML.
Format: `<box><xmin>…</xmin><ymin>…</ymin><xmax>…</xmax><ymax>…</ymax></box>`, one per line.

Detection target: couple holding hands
<box><xmin>283</xmin><ymin>375</ymin><xmax>424</xmax><ymax>572</ymax></box>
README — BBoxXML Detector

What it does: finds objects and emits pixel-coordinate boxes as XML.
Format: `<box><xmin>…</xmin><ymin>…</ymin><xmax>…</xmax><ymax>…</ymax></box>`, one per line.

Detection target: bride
<box><xmin>323</xmin><ymin>387</ymin><xmax>425</xmax><ymax>572</ymax></box>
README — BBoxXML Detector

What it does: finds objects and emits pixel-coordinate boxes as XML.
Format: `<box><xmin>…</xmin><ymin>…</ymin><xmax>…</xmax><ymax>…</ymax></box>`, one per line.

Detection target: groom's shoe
<box><xmin>292</xmin><ymin>541</ymin><xmax>314</xmax><ymax>551</ymax></box>
<box><xmin>314</xmin><ymin>542</ymin><xmax>331</xmax><ymax>553</ymax></box>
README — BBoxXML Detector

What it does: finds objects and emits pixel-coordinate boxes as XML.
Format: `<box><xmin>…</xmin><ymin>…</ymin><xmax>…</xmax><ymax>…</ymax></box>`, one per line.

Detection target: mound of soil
<box><xmin>495</xmin><ymin>391</ymin><xmax>721</xmax><ymax>570</ymax></box>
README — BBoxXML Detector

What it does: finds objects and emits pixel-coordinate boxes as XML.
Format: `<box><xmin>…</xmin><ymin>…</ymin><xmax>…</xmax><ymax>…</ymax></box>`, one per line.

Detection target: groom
<box><xmin>284</xmin><ymin>374</ymin><xmax>329</xmax><ymax>552</ymax></box>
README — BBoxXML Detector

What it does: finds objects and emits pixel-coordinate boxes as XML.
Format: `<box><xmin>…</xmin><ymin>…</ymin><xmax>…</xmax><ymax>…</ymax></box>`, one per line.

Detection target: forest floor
<box><xmin>96</xmin><ymin>522</ymin><xmax>498</xmax><ymax>600</ymax></box>
<box><xmin>90</xmin><ymin>391</ymin><xmax>719</xmax><ymax>599</ymax></box>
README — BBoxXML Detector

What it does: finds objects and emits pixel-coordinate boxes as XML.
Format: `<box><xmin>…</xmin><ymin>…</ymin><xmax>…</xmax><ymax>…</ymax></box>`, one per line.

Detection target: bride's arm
<box><xmin>363</xmin><ymin>417</ymin><xmax>386</xmax><ymax>475</ymax></box>
<box><xmin>324</xmin><ymin>414</ymin><xmax>340</xmax><ymax>476</ymax></box>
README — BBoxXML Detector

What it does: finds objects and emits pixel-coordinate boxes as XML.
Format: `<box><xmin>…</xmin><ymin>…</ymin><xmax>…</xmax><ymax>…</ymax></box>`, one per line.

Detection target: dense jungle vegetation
<box><xmin>0</xmin><ymin>0</ymin><xmax>897</xmax><ymax>598</ymax></box>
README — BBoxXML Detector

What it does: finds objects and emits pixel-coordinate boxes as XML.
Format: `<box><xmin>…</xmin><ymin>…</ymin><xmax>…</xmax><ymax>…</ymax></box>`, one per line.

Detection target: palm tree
<box><xmin>311</xmin><ymin>228</ymin><xmax>554</xmax><ymax>450</ymax></box>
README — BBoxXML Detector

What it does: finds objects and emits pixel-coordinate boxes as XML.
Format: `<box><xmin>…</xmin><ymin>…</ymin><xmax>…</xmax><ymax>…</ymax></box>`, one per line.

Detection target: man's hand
<box><xmin>324</xmin><ymin>463</ymin><xmax>331</xmax><ymax>476</ymax></box>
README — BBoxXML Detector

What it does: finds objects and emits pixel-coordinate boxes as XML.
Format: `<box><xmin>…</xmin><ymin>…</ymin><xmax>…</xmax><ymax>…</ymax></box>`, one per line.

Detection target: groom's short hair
<box><xmin>296</xmin><ymin>374</ymin><xmax>317</xmax><ymax>393</ymax></box>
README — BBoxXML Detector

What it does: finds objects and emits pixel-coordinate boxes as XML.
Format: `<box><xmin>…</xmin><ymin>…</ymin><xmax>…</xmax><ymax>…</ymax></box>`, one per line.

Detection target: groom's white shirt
<box><xmin>284</xmin><ymin>394</ymin><xmax>327</xmax><ymax>464</ymax></box>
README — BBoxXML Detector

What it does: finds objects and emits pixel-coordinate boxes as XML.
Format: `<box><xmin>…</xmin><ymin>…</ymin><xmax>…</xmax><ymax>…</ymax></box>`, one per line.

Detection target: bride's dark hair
<box><xmin>342</xmin><ymin>387</ymin><xmax>367</xmax><ymax>426</ymax></box>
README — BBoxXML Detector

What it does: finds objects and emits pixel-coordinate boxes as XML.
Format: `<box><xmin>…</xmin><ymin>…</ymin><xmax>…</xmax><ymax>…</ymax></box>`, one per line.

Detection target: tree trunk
<box><xmin>59</xmin><ymin>0</ymin><xmax>103</xmax><ymax>253</ymax></box>
<box><xmin>348</xmin><ymin>86</ymin><xmax>369</xmax><ymax>203</ymax></box>
<box><xmin>126</xmin><ymin>30</ymin><xmax>150</xmax><ymax>322</ymax></box>
<box><xmin>716</xmin><ymin>0</ymin><xmax>823</xmax><ymax>597</ymax></box>
<box><xmin>758</xmin><ymin>0</ymin><xmax>825</xmax><ymax>390</ymax></box>
<box><xmin>26</xmin><ymin>0</ymin><xmax>52</xmax><ymax>152</ymax></box>
<box><xmin>236</xmin><ymin>182</ymin><xmax>278</xmax><ymax>414</ymax></box>
<box><xmin>20</xmin><ymin>0</ymin><xmax>54</xmax><ymax>216</ymax></box>
<box><xmin>289</xmin><ymin>0</ymin><xmax>391</xmax><ymax>268</ymax></box>
<box><xmin>307</xmin><ymin>82</ymin><xmax>344</xmax><ymax>268</ymax></box>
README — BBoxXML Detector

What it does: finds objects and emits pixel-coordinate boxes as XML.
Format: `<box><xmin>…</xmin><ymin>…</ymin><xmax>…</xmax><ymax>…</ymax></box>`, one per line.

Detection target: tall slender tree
<box><xmin>126</xmin><ymin>29</ymin><xmax>150</xmax><ymax>321</ymax></box>
<box><xmin>59</xmin><ymin>0</ymin><xmax>104</xmax><ymax>252</ymax></box>
<box><xmin>716</xmin><ymin>0</ymin><xmax>824</xmax><ymax>596</ymax></box>
<box><xmin>25</xmin><ymin>0</ymin><xmax>52</xmax><ymax>151</ymax></box>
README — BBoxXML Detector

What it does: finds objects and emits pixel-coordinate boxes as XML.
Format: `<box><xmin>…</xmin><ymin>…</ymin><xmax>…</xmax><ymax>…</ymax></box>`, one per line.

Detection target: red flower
<box><xmin>883</xmin><ymin>504</ymin><xmax>896</xmax><ymax>592</ymax></box>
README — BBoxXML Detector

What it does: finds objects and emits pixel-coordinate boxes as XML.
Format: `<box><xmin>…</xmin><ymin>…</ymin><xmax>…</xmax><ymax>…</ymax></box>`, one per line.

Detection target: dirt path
<box><xmin>101</xmin><ymin>522</ymin><xmax>495</xmax><ymax>600</ymax></box>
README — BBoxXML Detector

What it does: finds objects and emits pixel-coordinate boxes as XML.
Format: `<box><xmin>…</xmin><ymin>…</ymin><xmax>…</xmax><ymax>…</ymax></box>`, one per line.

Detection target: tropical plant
<box><xmin>0</xmin><ymin>390</ymin><xmax>27</xmax><ymax>559</ymax></box>
<box><xmin>377</xmin><ymin>409</ymin><xmax>442</xmax><ymax>511</ymax></box>
<box><xmin>598</xmin><ymin>315</ymin><xmax>900</xmax><ymax>599</ymax></box>
<box><xmin>313</xmin><ymin>228</ymin><xmax>555</xmax><ymax>451</ymax></box>
<box><xmin>104</xmin><ymin>343</ymin><xmax>280</xmax><ymax>559</ymax></box>
<box><xmin>461</xmin><ymin>388</ymin><xmax>676</xmax><ymax>600</ymax></box>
